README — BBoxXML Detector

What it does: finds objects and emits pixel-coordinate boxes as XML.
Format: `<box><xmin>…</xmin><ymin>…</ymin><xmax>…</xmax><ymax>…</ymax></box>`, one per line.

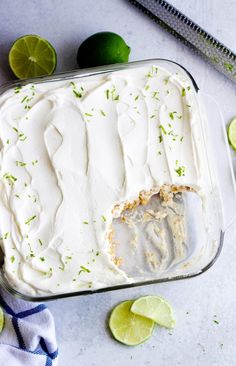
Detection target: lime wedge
<box><xmin>109</xmin><ymin>300</ymin><xmax>154</xmax><ymax>346</ymax></box>
<box><xmin>0</xmin><ymin>306</ymin><xmax>4</xmax><ymax>333</ymax></box>
<box><xmin>131</xmin><ymin>295</ymin><xmax>175</xmax><ymax>329</ymax></box>
<box><xmin>9</xmin><ymin>35</ymin><xmax>57</xmax><ymax>79</ymax></box>
<box><xmin>228</xmin><ymin>117</ymin><xmax>236</xmax><ymax>150</ymax></box>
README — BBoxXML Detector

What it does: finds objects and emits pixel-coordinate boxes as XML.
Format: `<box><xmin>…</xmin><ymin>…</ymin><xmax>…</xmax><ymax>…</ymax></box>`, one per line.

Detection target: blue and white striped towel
<box><xmin>0</xmin><ymin>288</ymin><xmax>58</xmax><ymax>366</ymax></box>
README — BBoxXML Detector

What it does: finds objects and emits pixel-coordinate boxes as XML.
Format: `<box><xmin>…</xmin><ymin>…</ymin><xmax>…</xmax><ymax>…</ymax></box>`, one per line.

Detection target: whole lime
<box><xmin>77</xmin><ymin>32</ymin><xmax>131</xmax><ymax>68</ymax></box>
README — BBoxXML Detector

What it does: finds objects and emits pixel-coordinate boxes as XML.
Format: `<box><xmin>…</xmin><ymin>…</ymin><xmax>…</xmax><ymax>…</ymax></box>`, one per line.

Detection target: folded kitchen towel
<box><xmin>0</xmin><ymin>287</ymin><xmax>58</xmax><ymax>366</ymax></box>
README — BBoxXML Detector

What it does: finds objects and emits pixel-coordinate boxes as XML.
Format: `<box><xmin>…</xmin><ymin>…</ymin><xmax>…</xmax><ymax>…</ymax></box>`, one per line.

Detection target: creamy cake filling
<box><xmin>0</xmin><ymin>63</ymin><xmax>211</xmax><ymax>295</ymax></box>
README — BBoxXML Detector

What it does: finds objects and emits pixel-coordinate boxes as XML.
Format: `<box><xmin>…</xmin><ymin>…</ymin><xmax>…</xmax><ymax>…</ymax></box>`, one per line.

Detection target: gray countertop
<box><xmin>1</xmin><ymin>1</ymin><xmax>236</xmax><ymax>365</ymax></box>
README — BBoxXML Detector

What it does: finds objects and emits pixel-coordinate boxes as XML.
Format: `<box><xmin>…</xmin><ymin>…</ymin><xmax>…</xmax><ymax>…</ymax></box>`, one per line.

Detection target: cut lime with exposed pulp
<box><xmin>228</xmin><ymin>117</ymin><xmax>236</xmax><ymax>150</ymax></box>
<box><xmin>0</xmin><ymin>306</ymin><xmax>4</xmax><ymax>333</ymax></box>
<box><xmin>77</xmin><ymin>31</ymin><xmax>131</xmax><ymax>68</ymax></box>
<box><xmin>131</xmin><ymin>295</ymin><xmax>175</xmax><ymax>329</ymax></box>
<box><xmin>109</xmin><ymin>300</ymin><xmax>154</xmax><ymax>346</ymax></box>
<box><xmin>9</xmin><ymin>35</ymin><xmax>57</xmax><ymax>79</ymax></box>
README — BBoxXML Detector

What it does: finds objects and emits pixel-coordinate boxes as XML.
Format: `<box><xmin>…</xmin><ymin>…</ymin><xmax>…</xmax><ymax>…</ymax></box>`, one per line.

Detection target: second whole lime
<box><xmin>77</xmin><ymin>32</ymin><xmax>131</xmax><ymax>68</ymax></box>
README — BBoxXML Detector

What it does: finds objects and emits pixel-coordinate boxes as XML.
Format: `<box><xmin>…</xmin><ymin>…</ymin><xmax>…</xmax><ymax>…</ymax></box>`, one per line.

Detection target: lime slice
<box><xmin>131</xmin><ymin>295</ymin><xmax>175</xmax><ymax>329</ymax></box>
<box><xmin>0</xmin><ymin>306</ymin><xmax>4</xmax><ymax>333</ymax></box>
<box><xmin>9</xmin><ymin>35</ymin><xmax>57</xmax><ymax>79</ymax></box>
<box><xmin>228</xmin><ymin>117</ymin><xmax>236</xmax><ymax>150</ymax></box>
<box><xmin>109</xmin><ymin>300</ymin><xmax>154</xmax><ymax>346</ymax></box>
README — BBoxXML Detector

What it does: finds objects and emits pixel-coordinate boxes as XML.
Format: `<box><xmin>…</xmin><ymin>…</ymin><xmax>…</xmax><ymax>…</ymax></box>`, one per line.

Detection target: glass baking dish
<box><xmin>0</xmin><ymin>59</ymin><xmax>235</xmax><ymax>301</ymax></box>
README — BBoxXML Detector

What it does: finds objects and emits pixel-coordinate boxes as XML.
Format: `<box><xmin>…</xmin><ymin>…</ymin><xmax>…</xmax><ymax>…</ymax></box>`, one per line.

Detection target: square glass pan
<box><xmin>0</xmin><ymin>59</ymin><xmax>235</xmax><ymax>301</ymax></box>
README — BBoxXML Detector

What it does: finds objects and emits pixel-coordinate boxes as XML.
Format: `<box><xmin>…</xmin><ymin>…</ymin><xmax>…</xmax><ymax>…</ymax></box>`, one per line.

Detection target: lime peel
<box><xmin>131</xmin><ymin>295</ymin><xmax>175</xmax><ymax>329</ymax></box>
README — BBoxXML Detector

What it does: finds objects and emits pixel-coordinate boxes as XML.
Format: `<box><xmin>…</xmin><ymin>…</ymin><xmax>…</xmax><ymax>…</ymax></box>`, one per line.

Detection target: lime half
<box><xmin>131</xmin><ymin>296</ymin><xmax>175</xmax><ymax>329</ymax></box>
<box><xmin>109</xmin><ymin>300</ymin><xmax>154</xmax><ymax>346</ymax></box>
<box><xmin>0</xmin><ymin>306</ymin><xmax>4</xmax><ymax>333</ymax></box>
<box><xmin>228</xmin><ymin>117</ymin><xmax>236</xmax><ymax>150</ymax></box>
<box><xmin>9</xmin><ymin>35</ymin><xmax>57</xmax><ymax>79</ymax></box>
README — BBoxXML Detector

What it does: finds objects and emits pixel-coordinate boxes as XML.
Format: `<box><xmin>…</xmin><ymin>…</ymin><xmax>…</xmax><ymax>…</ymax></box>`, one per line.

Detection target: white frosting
<box><xmin>0</xmin><ymin>63</ymin><xmax>211</xmax><ymax>295</ymax></box>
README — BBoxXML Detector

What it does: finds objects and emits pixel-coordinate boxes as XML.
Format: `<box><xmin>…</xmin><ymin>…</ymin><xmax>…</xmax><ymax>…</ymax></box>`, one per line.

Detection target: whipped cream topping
<box><xmin>0</xmin><ymin>62</ymin><xmax>211</xmax><ymax>295</ymax></box>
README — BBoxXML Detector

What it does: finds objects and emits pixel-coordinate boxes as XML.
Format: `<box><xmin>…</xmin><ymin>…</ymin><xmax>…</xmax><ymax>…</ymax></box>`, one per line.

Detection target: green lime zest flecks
<box><xmin>3</xmin><ymin>173</ymin><xmax>17</xmax><ymax>186</ymax></box>
<box><xmin>0</xmin><ymin>232</ymin><xmax>9</xmax><ymax>240</ymax></box>
<box><xmin>14</xmin><ymin>86</ymin><xmax>22</xmax><ymax>94</ymax></box>
<box><xmin>25</xmin><ymin>215</ymin><xmax>37</xmax><ymax>225</ymax></box>
<box><xmin>10</xmin><ymin>255</ymin><xmax>15</xmax><ymax>263</ymax></box>
<box><xmin>19</xmin><ymin>133</ymin><xmax>27</xmax><ymax>141</ymax></box>
<box><xmin>16</xmin><ymin>161</ymin><xmax>27</xmax><ymax>167</ymax></box>
<box><xmin>169</xmin><ymin>112</ymin><xmax>174</xmax><ymax>120</ymax></box>
<box><xmin>152</xmin><ymin>91</ymin><xmax>160</xmax><ymax>100</ymax></box>
<box><xmin>21</xmin><ymin>96</ymin><xmax>28</xmax><ymax>103</ymax></box>
<box><xmin>110</xmin><ymin>86</ymin><xmax>119</xmax><ymax>101</ymax></box>
<box><xmin>164</xmin><ymin>77</ymin><xmax>169</xmax><ymax>84</ymax></box>
<box><xmin>70</xmin><ymin>82</ymin><xmax>85</xmax><ymax>99</ymax></box>
<box><xmin>78</xmin><ymin>265</ymin><xmax>91</xmax><ymax>275</ymax></box>
<box><xmin>105</xmin><ymin>89</ymin><xmax>110</xmax><ymax>99</ymax></box>
<box><xmin>175</xmin><ymin>160</ymin><xmax>186</xmax><ymax>177</ymax></box>
<box><xmin>101</xmin><ymin>215</ymin><xmax>106</xmax><ymax>222</ymax></box>
<box><xmin>12</xmin><ymin>127</ymin><xmax>27</xmax><ymax>142</ymax></box>
<box><xmin>159</xmin><ymin>125</ymin><xmax>167</xmax><ymax>135</ymax></box>
<box><xmin>73</xmin><ymin>90</ymin><xmax>82</xmax><ymax>98</ymax></box>
<box><xmin>31</xmin><ymin>160</ymin><xmax>38</xmax><ymax>166</ymax></box>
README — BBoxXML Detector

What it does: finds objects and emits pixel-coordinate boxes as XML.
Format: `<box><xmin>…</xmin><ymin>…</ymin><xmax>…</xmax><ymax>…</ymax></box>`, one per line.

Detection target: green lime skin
<box><xmin>77</xmin><ymin>32</ymin><xmax>131</xmax><ymax>68</ymax></box>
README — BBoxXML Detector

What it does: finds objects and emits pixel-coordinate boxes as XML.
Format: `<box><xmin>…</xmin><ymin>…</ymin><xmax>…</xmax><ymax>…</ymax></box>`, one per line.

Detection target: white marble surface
<box><xmin>1</xmin><ymin>1</ymin><xmax>236</xmax><ymax>365</ymax></box>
